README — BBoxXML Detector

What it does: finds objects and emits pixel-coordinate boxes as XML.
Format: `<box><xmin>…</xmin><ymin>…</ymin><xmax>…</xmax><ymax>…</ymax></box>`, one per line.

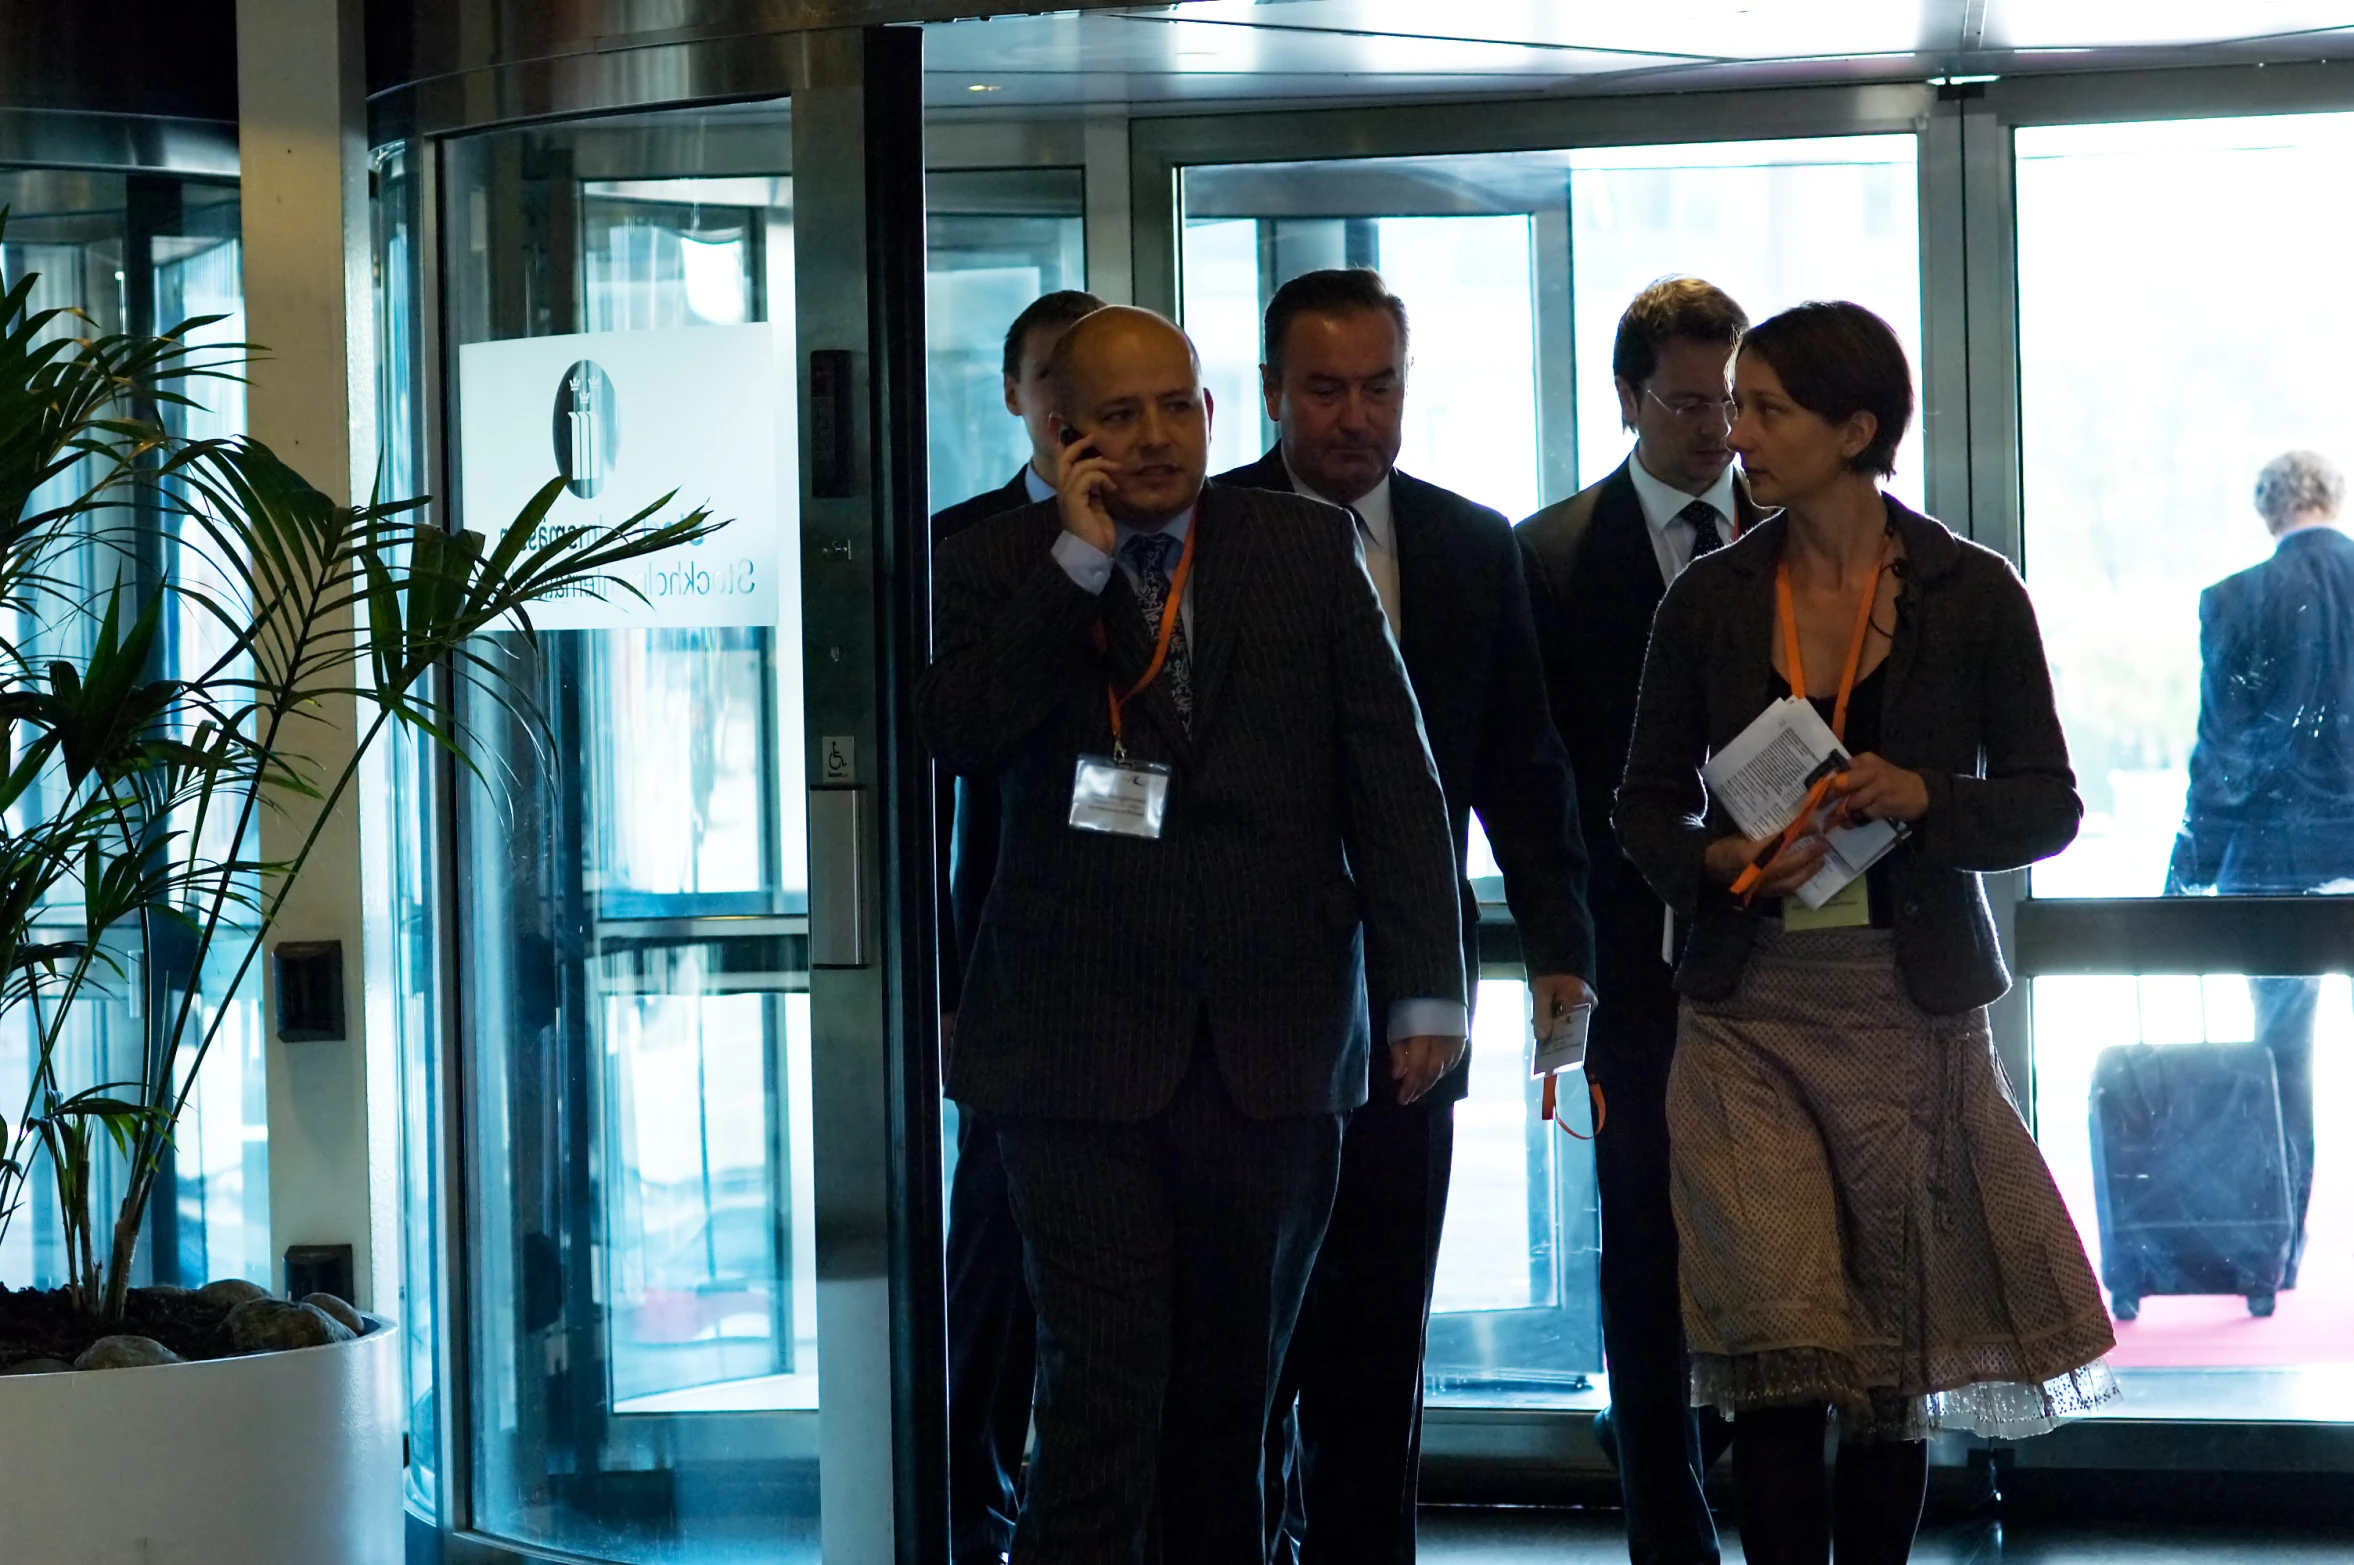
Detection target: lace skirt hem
<box><xmin>1691</xmin><ymin>1346</ymin><xmax>2120</xmax><ymax>1442</ymax></box>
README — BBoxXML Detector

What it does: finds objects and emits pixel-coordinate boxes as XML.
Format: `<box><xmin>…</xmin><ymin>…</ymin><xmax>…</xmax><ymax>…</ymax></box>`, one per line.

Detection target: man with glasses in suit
<box><xmin>1519</xmin><ymin>277</ymin><xmax>1764</xmax><ymax>1565</ymax></box>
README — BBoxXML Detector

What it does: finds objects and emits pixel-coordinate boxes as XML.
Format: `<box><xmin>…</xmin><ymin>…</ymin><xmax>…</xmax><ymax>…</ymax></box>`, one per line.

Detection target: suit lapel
<box><xmin>1590</xmin><ymin>466</ymin><xmax>1668</xmax><ymax>612</ymax></box>
<box><xmin>1184</xmin><ymin>486</ymin><xmax>1241</xmax><ymax>744</ymax></box>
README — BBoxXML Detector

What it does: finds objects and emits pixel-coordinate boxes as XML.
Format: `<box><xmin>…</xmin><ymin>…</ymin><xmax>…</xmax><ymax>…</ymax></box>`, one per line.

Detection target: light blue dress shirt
<box><xmin>1051</xmin><ymin>501</ymin><xmax>1467</xmax><ymax>1046</ymax></box>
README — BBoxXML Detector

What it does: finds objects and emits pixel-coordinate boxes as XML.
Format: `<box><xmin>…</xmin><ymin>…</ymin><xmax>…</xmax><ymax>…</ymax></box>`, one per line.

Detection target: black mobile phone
<box><xmin>1059</xmin><ymin>425</ymin><xmax>1100</xmax><ymax>462</ymax></box>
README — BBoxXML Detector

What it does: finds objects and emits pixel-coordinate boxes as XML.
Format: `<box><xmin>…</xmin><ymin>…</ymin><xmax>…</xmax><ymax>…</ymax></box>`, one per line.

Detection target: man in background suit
<box><xmin>1217</xmin><ymin>267</ymin><xmax>1594</xmax><ymax>1565</ymax></box>
<box><xmin>920</xmin><ymin>306</ymin><xmax>1467</xmax><ymax>1565</ymax></box>
<box><xmin>2169</xmin><ymin>448</ymin><xmax>2354</xmax><ymax>1292</ymax></box>
<box><xmin>1518</xmin><ymin>277</ymin><xmax>1760</xmax><ymax>1565</ymax></box>
<box><xmin>931</xmin><ymin>286</ymin><xmax>1103</xmax><ymax>1565</ymax></box>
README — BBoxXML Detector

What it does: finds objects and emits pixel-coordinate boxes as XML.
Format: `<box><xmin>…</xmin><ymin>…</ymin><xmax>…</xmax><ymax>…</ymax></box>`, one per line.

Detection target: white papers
<box><xmin>1701</xmin><ymin>697</ymin><xmax>1904</xmax><ymax>909</ymax></box>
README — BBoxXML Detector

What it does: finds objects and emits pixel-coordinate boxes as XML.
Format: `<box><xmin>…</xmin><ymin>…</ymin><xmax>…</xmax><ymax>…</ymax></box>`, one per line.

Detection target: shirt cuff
<box><xmin>1051</xmin><ymin>530</ymin><xmax>1114</xmax><ymax>595</ymax></box>
<box><xmin>1387</xmin><ymin>998</ymin><xmax>1468</xmax><ymax>1043</ymax></box>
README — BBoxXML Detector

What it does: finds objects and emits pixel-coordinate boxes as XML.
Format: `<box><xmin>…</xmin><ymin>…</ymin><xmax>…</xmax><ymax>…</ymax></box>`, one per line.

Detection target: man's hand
<box><xmin>1390</xmin><ymin>1033</ymin><xmax>1468</xmax><ymax>1105</ymax></box>
<box><xmin>1835</xmin><ymin>753</ymin><xmax>1931</xmax><ymax>825</ymax></box>
<box><xmin>1052</xmin><ymin>421</ymin><xmax>1120</xmax><ymax>554</ymax></box>
<box><xmin>1530</xmin><ymin>973</ymin><xmax>1595</xmax><ymax>1036</ymax></box>
<box><xmin>1703</xmin><ymin>828</ymin><xmax>1829</xmax><ymax>898</ymax></box>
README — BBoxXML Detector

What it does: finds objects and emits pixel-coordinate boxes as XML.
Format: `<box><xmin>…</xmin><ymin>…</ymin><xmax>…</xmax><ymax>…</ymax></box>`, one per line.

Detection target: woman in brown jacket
<box><xmin>1614</xmin><ymin>302</ymin><xmax>2114</xmax><ymax>1565</ymax></box>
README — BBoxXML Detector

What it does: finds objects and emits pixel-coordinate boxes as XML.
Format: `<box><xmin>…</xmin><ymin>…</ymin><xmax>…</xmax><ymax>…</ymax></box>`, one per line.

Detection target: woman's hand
<box><xmin>1837</xmin><ymin>753</ymin><xmax>1931</xmax><ymax>825</ymax></box>
<box><xmin>1704</xmin><ymin>829</ymin><xmax>1829</xmax><ymax>898</ymax></box>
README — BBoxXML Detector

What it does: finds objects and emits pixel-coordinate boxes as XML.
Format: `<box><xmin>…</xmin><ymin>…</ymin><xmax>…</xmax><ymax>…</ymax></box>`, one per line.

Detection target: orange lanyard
<box><xmin>1101</xmin><ymin>519</ymin><xmax>1197</xmax><ymax>759</ymax></box>
<box><xmin>1730</xmin><ymin>538</ymin><xmax>1891</xmax><ymax>901</ymax></box>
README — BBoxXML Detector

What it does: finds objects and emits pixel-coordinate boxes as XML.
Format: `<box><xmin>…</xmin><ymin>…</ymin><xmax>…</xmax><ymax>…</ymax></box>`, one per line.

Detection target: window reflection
<box><xmin>441</xmin><ymin>106</ymin><xmax>817</xmax><ymax>1562</ymax></box>
<box><xmin>0</xmin><ymin>171</ymin><xmax>265</xmax><ymax>1298</ymax></box>
<box><xmin>925</xmin><ymin>168</ymin><xmax>1087</xmax><ymax>513</ymax></box>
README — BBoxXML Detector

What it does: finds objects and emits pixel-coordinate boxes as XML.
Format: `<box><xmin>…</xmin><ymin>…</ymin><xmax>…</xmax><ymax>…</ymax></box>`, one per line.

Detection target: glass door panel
<box><xmin>925</xmin><ymin>167</ymin><xmax>1085</xmax><ymax>512</ymax></box>
<box><xmin>2014</xmin><ymin>115</ymin><xmax>2354</xmax><ymax>1410</ymax></box>
<box><xmin>2017</xmin><ymin>115</ymin><xmax>2354</xmax><ymax>901</ymax></box>
<box><xmin>442</xmin><ymin>103</ymin><xmax>820</xmax><ymax>1561</ymax></box>
<box><xmin>1177</xmin><ymin>132</ymin><xmax>1922</xmax><ymax>1407</ymax></box>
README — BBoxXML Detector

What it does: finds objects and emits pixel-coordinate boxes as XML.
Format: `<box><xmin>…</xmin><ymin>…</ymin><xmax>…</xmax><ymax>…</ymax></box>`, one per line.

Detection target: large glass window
<box><xmin>440</xmin><ymin>106</ymin><xmax>818</xmax><ymax>1561</ymax></box>
<box><xmin>1178</xmin><ymin>132</ymin><xmax>1922</xmax><ymax>1405</ymax></box>
<box><xmin>0</xmin><ymin>170</ymin><xmax>266</xmax><ymax>1297</ymax></box>
<box><xmin>925</xmin><ymin>167</ymin><xmax>1085</xmax><ymax>511</ymax></box>
<box><xmin>2015</xmin><ymin>115</ymin><xmax>2354</xmax><ymax>1400</ymax></box>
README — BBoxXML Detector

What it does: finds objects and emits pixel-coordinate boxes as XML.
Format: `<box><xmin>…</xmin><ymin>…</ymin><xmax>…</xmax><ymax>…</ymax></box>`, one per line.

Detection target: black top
<box><xmin>1615</xmin><ymin>498</ymin><xmax>2082</xmax><ymax>1015</ymax></box>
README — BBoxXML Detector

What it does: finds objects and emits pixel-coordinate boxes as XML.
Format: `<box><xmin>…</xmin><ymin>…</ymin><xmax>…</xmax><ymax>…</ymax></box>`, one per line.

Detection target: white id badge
<box><xmin>1069</xmin><ymin>754</ymin><xmax>1171</xmax><ymax>839</ymax></box>
<box><xmin>1530</xmin><ymin>997</ymin><xmax>1594</xmax><ymax>1077</ymax></box>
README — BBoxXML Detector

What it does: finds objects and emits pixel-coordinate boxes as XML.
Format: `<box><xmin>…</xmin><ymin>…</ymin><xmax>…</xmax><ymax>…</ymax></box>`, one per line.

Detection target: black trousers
<box><xmin>947</xmin><ymin>1110</ymin><xmax>1037</xmax><ymax>1564</ymax></box>
<box><xmin>1264</xmin><ymin>1087</ymin><xmax>1455</xmax><ymax>1565</ymax></box>
<box><xmin>996</xmin><ymin>1037</ymin><xmax>1344</xmax><ymax>1565</ymax></box>
<box><xmin>2252</xmin><ymin>976</ymin><xmax>2323</xmax><ymax>1286</ymax></box>
<box><xmin>1591</xmin><ymin>907</ymin><xmax>1727</xmax><ymax>1565</ymax></box>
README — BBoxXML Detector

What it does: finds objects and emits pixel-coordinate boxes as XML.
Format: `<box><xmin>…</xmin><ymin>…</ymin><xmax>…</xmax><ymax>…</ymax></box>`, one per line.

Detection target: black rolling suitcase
<box><xmin>2087</xmin><ymin>1042</ymin><xmax>2294</xmax><ymax>1321</ymax></box>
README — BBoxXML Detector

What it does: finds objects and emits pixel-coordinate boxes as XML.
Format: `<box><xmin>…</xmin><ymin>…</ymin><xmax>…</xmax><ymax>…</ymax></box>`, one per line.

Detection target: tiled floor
<box><xmin>1417</xmin><ymin>1507</ymin><xmax>2354</xmax><ymax>1562</ymax></box>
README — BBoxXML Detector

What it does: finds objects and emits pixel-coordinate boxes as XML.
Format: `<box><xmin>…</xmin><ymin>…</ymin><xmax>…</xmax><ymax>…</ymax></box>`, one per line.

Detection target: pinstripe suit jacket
<box><xmin>919</xmin><ymin>480</ymin><xmax>1466</xmax><ymax>1123</ymax></box>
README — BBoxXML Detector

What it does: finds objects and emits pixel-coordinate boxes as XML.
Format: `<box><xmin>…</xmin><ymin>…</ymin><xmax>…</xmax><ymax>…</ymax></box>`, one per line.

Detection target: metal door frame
<box><xmin>385</xmin><ymin>24</ymin><xmax>942</xmax><ymax>1565</ymax></box>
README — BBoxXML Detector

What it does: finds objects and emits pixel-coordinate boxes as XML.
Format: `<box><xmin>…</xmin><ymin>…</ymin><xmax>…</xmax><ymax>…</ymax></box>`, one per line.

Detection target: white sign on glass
<box><xmin>457</xmin><ymin>324</ymin><xmax>778</xmax><ymax>630</ymax></box>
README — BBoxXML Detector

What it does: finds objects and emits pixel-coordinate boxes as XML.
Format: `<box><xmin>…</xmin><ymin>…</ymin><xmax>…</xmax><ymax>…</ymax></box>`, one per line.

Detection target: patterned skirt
<box><xmin>1667</xmin><ymin>925</ymin><xmax>2118</xmax><ymax>1441</ymax></box>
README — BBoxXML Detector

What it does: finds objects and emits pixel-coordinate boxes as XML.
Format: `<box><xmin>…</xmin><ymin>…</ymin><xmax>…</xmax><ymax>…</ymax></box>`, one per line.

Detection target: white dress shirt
<box><xmin>1625</xmin><ymin>451</ymin><xmax>1739</xmax><ymax>587</ymax></box>
<box><xmin>1023</xmin><ymin>462</ymin><xmax>1055</xmax><ymax>505</ymax></box>
<box><xmin>1288</xmin><ymin>460</ymin><xmax>1402</xmax><ymax>640</ymax></box>
<box><xmin>1049</xmin><ymin>489</ymin><xmax>1463</xmax><ymax>1046</ymax></box>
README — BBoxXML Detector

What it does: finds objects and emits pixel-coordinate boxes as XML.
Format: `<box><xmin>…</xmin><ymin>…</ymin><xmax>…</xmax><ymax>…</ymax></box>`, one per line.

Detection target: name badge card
<box><xmin>1069</xmin><ymin>754</ymin><xmax>1170</xmax><ymax>839</ymax></box>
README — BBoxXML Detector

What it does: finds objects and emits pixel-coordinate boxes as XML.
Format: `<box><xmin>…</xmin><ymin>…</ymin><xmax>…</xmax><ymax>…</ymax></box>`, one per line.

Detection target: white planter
<box><xmin>0</xmin><ymin>1312</ymin><xmax>403</xmax><ymax>1565</ymax></box>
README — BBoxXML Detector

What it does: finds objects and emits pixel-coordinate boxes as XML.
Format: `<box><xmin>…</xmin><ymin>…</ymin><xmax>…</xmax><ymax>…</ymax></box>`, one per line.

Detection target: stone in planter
<box><xmin>197</xmin><ymin>1277</ymin><xmax>271</xmax><ymax>1309</ymax></box>
<box><xmin>74</xmin><ymin>1335</ymin><xmax>183</xmax><ymax>1371</ymax></box>
<box><xmin>227</xmin><ymin>1297</ymin><xmax>354</xmax><ymax>1354</ymax></box>
<box><xmin>0</xmin><ymin>1355</ymin><xmax>74</xmax><ymax>1376</ymax></box>
<box><xmin>303</xmin><ymin>1291</ymin><xmax>366</xmax><ymax>1336</ymax></box>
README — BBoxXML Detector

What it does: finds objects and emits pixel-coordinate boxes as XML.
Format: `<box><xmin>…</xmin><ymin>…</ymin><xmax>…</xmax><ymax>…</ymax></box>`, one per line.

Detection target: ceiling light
<box><xmin>967</xmin><ymin>83</ymin><xmax>1002</xmax><ymax>92</ymax></box>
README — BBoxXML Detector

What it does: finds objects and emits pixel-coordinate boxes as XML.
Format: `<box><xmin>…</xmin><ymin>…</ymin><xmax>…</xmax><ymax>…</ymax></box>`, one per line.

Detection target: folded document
<box><xmin>1700</xmin><ymin>697</ymin><xmax>1904</xmax><ymax>910</ymax></box>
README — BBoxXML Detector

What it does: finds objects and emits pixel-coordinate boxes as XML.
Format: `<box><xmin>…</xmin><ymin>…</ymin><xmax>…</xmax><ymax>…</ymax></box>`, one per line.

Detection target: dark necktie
<box><xmin>1118</xmin><ymin>531</ymin><xmax>1194</xmax><ymax>732</ymax></box>
<box><xmin>1680</xmin><ymin>498</ymin><xmax>1726</xmax><ymax>563</ymax></box>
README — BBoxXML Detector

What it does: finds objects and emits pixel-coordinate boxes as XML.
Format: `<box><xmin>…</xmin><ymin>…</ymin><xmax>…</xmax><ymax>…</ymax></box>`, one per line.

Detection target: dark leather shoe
<box><xmin>1593</xmin><ymin>1404</ymin><xmax>1622</xmax><ymax>1471</ymax></box>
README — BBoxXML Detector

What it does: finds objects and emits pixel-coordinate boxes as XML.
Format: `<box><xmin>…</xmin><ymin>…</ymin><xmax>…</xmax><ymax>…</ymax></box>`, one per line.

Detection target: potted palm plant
<box><xmin>0</xmin><ymin>224</ymin><xmax>717</xmax><ymax>1559</ymax></box>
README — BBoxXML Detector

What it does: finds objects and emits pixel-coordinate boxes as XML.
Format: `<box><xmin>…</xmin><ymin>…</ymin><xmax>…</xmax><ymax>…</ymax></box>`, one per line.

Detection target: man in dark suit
<box><xmin>1216</xmin><ymin>267</ymin><xmax>1594</xmax><ymax>1565</ymax></box>
<box><xmin>920</xmin><ymin>305</ymin><xmax>1467</xmax><ymax>1565</ymax></box>
<box><xmin>2169</xmin><ymin>448</ymin><xmax>2354</xmax><ymax>1290</ymax></box>
<box><xmin>931</xmin><ymin>286</ymin><xmax>1103</xmax><ymax>1565</ymax></box>
<box><xmin>1518</xmin><ymin>277</ymin><xmax>1760</xmax><ymax>1565</ymax></box>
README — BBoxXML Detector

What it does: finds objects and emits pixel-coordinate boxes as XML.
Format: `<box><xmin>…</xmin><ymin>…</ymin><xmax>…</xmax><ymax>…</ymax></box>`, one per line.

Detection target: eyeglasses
<box><xmin>1645</xmin><ymin>387</ymin><xmax>1737</xmax><ymax>426</ymax></box>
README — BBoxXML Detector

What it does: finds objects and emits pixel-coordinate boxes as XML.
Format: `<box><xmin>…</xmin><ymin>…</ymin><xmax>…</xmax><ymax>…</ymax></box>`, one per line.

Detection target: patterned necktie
<box><xmin>1118</xmin><ymin>530</ymin><xmax>1194</xmax><ymax>732</ymax></box>
<box><xmin>1680</xmin><ymin>498</ymin><xmax>1727</xmax><ymax>563</ymax></box>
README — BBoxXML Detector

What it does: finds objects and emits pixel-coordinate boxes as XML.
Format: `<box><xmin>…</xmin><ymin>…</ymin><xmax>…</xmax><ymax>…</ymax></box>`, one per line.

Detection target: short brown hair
<box><xmin>1738</xmin><ymin>301</ymin><xmax>1913</xmax><ymax>479</ymax></box>
<box><xmin>1264</xmin><ymin>268</ymin><xmax>1409</xmax><ymax>376</ymax></box>
<box><xmin>1003</xmin><ymin>289</ymin><xmax>1106</xmax><ymax>381</ymax></box>
<box><xmin>1612</xmin><ymin>276</ymin><xmax>1748</xmax><ymax>386</ymax></box>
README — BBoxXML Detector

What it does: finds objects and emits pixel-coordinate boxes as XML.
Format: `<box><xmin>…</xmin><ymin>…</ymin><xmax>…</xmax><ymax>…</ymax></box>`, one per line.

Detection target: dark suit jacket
<box><xmin>1215</xmin><ymin>448</ymin><xmax>1593</xmax><ymax>1105</ymax></box>
<box><xmin>931</xmin><ymin>470</ymin><xmax>1033</xmax><ymax>1012</ymax></box>
<box><xmin>919</xmin><ymin>480</ymin><xmax>1466</xmax><ymax>1122</ymax></box>
<box><xmin>1518</xmin><ymin>458</ymin><xmax>1769</xmax><ymax>925</ymax></box>
<box><xmin>1614</xmin><ymin>498</ymin><xmax>2081</xmax><ymax>1015</ymax></box>
<box><xmin>2172</xmin><ymin>525</ymin><xmax>2354</xmax><ymax>894</ymax></box>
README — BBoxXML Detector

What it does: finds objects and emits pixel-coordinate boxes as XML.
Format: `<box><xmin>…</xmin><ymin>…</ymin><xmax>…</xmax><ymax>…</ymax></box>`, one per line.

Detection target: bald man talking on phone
<box><xmin>920</xmin><ymin>305</ymin><xmax>1465</xmax><ymax>1565</ymax></box>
